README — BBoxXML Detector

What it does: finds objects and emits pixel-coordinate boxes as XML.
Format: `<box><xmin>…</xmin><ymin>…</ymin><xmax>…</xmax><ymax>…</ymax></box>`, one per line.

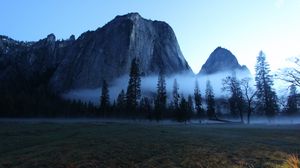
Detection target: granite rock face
<box><xmin>0</xmin><ymin>34</ymin><xmax>74</xmax><ymax>91</ymax></box>
<box><xmin>198</xmin><ymin>47</ymin><xmax>250</xmax><ymax>75</ymax></box>
<box><xmin>0</xmin><ymin>13</ymin><xmax>192</xmax><ymax>93</ymax></box>
<box><xmin>50</xmin><ymin>13</ymin><xmax>192</xmax><ymax>92</ymax></box>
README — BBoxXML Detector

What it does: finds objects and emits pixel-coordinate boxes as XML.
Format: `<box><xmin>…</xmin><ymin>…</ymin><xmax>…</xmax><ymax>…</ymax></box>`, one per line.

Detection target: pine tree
<box><xmin>140</xmin><ymin>97</ymin><xmax>153</xmax><ymax>120</ymax></box>
<box><xmin>154</xmin><ymin>71</ymin><xmax>167</xmax><ymax>121</ymax></box>
<box><xmin>205</xmin><ymin>80</ymin><xmax>216</xmax><ymax>119</ymax></box>
<box><xmin>175</xmin><ymin>95</ymin><xmax>187</xmax><ymax>123</ymax></box>
<box><xmin>255</xmin><ymin>51</ymin><xmax>278</xmax><ymax>117</ymax></box>
<box><xmin>194</xmin><ymin>79</ymin><xmax>204</xmax><ymax>118</ymax></box>
<box><xmin>187</xmin><ymin>94</ymin><xmax>194</xmax><ymax>119</ymax></box>
<box><xmin>172</xmin><ymin>79</ymin><xmax>180</xmax><ymax>110</ymax></box>
<box><xmin>286</xmin><ymin>84</ymin><xmax>298</xmax><ymax>115</ymax></box>
<box><xmin>174</xmin><ymin>94</ymin><xmax>193</xmax><ymax>123</ymax></box>
<box><xmin>126</xmin><ymin>58</ymin><xmax>141</xmax><ymax>115</ymax></box>
<box><xmin>100</xmin><ymin>80</ymin><xmax>110</xmax><ymax>115</ymax></box>
<box><xmin>116</xmin><ymin>89</ymin><xmax>126</xmax><ymax>116</ymax></box>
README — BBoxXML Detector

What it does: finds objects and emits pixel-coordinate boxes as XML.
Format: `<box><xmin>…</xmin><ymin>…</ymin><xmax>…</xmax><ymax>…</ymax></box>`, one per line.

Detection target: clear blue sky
<box><xmin>1</xmin><ymin>0</ymin><xmax>300</xmax><ymax>74</ymax></box>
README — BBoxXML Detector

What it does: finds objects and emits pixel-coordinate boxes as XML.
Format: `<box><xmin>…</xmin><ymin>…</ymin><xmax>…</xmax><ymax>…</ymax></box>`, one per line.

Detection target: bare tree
<box><xmin>277</xmin><ymin>57</ymin><xmax>300</xmax><ymax>87</ymax></box>
<box><xmin>240</xmin><ymin>78</ymin><xmax>257</xmax><ymax>124</ymax></box>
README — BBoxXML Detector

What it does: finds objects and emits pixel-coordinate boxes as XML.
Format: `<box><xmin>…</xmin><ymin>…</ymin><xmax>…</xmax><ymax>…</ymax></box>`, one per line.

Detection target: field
<box><xmin>0</xmin><ymin>120</ymin><xmax>299</xmax><ymax>168</ymax></box>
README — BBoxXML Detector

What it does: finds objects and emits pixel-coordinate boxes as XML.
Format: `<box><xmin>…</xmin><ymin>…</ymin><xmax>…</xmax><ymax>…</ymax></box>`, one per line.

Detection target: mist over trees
<box><xmin>0</xmin><ymin>53</ymin><xmax>299</xmax><ymax>123</ymax></box>
<box><xmin>172</xmin><ymin>79</ymin><xmax>180</xmax><ymax>110</ymax></box>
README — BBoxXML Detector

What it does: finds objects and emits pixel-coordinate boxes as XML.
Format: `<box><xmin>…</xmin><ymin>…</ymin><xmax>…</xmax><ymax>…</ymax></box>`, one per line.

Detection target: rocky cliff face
<box><xmin>198</xmin><ymin>47</ymin><xmax>250</xmax><ymax>75</ymax></box>
<box><xmin>0</xmin><ymin>13</ymin><xmax>192</xmax><ymax>93</ymax></box>
<box><xmin>50</xmin><ymin>13</ymin><xmax>192</xmax><ymax>92</ymax></box>
<box><xmin>0</xmin><ymin>34</ymin><xmax>75</xmax><ymax>91</ymax></box>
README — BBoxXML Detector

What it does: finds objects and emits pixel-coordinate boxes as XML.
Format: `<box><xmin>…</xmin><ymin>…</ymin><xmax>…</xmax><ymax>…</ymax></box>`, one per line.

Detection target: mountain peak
<box><xmin>124</xmin><ymin>12</ymin><xmax>141</xmax><ymax>19</ymax></box>
<box><xmin>46</xmin><ymin>33</ymin><xmax>56</xmax><ymax>42</ymax></box>
<box><xmin>198</xmin><ymin>47</ymin><xmax>249</xmax><ymax>75</ymax></box>
<box><xmin>115</xmin><ymin>12</ymin><xmax>143</xmax><ymax>22</ymax></box>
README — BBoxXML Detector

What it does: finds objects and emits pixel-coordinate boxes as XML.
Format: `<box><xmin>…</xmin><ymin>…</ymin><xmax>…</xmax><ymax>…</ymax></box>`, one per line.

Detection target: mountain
<box><xmin>0</xmin><ymin>13</ymin><xmax>192</xmax><ymax>93</ymax></box>
<box><xmin>198</xmin><ymin>47</ymin><xmax>250</xmax><ymax>75</ymax></box>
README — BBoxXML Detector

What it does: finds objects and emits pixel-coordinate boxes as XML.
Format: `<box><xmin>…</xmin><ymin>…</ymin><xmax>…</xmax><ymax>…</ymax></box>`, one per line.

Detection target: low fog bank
<box><xmin>63</xmin><ymin>71</ymin><xmax>252</xmax><ymax>105</ymax></box>
<box><xmin>1</xmin><ymin>117</ymin><xmax>300</xmax><ymax>125</ymax></box>
<box><xmin>246</xmin><ymin>116</ymin><xmax>300</xmax><ymax>125</ymax></box>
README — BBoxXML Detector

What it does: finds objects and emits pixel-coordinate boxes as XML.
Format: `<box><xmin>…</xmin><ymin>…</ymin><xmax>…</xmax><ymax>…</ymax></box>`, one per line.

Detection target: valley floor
<box><xmin>0</xmin><ymin>120</ymin><xmax>299</xmax><ymax>168</ymax></box>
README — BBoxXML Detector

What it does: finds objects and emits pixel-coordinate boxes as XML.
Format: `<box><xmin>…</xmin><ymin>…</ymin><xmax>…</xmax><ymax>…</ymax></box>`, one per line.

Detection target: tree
<box><xmin>154</xmin><ymin>71</ymin><xmax>167</xmax><ymax>121</ymax></box>
<box><xmin>126</xmin><ymin>58</ymin><xmax>141</xmax><ymax>115</ymax></box>
<box><xmin>286</xmin><ymin>84</ymin><xmax>298</xmax><ymax>115</ymax></box>
<box><xmin>194</xmin><ymin>79</ymin><xmax>205</xmax><ymax>118</ymax></box>
<box><xmin>172</xmin><ymin>79</ymin><xmax>180</xmax><ymax>110</ymax></box>
<box><xmin>140</xmin><ymin>97</ymin><xmax>153</xmax><ymax>119</ymax></box>
<box><xmin>100</xmin><ymin>80</ymin><xmax>110</xmax><ymax>115</ymax></box>
<box><xmin>187</xmin><ymin>94</ymin><xmax>194</xmax><ymax>119</ymax></box>
<box><xmin>222</xmin><ymin>74</ymin><xmax>246</xmax><ymax>123</ymax></box>
<box><xmin>277</xmin><ymin>57</ymin><xmax>300</xmax><ymax>87</ymax></box>
<box><xmin>205</xmin><ymin>80</ymin><xmax>216</xmax><ymax>119</ymax></box>
<box><xmin>255</xmin><ymin>51</ymin><xmax>278</xmax><ymax>118</ymax></box>
<box><xmin>175</xmin><ymin>95</ymin><xmax>191</xmax><ymax>123</ymax></box>
<box><xmin>116</xmin><ymin>89</ymin><xmax>126</xmax><ymax>116</ymax></box>
<box><xmin>241</xmin><ymin>78</ymin><xmax>257</xmax><ymax>124</ymax></box>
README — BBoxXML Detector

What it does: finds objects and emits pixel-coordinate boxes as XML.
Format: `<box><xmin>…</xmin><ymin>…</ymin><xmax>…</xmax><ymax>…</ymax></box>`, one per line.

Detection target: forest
<box><xmin>0</xmin><ymin>51</ymin><xmax>299</xmax><ymax>124</ymax></box>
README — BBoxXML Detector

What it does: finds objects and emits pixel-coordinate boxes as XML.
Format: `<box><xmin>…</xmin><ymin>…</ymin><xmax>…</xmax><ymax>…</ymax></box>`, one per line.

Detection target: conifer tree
<box><xmin>100</xmin><ymin>80</ymin><xmax>110</xmax><ymax>115</ymax></box>
<box><xmin>255</xmin><ymin>51</ymin><xmax>278</xmax><ymax>117</ymax></box>
<box><xmin>140</xmin><ymin>97</ymin><xmax>153</xmax><ymax>119</ymax></box>
<box><xmin>172</xmin><ymin>79</ymin><xmax>180</xmax><ymax>110</ymax></box>
<box><xmin>175</xmin><ymin>94</ymin><xmax>193</xmax><ymax>123</ymax></box>
<box><xmin>187</xmin><ymin>94</ymin><xmax>194</xmax><ymax>119</ymax></box>
<box><xmin>154</xmin><ymin>71</ymin><xmax>167</xmax><ymax>121</ymax></box>
<box><xmin>286</xmin><ymin>84</ymin><xmax>298</xmax><ymax>115</ymax></box>
<box><xmin>126</xmin><ymin>58</ymin><xmax>141</xmax><ymax>114</ymax></box>
<box><xmin>175</xmin><ymin>95</ymin><xmax>187</xmax><ymax>123</ymax></box>
<box><xmin>194</xmin><ymin>79</ymin><xmax>204</xmax><ymax>118</ymax></box>
<box><xmin>205</xmin><ymin>80</ymin><xmax>216</xmax><ymax>119</ymax></box>
<box><xmin>116</xmin><ymin>89</ymin><xmax>126</xmax><ymax>116</ymax></box>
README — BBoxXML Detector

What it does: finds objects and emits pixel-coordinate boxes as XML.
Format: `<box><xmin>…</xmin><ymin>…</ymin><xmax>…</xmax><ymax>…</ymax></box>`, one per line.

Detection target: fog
<box><xmin>63</xmin><ymin>71</ymin><xmax>252</xmax><ymax>105</ymax></box>
<box><xmin>1</xmin><ymin>117</ymin><xmax>300</xmax><ymax>125</ymax></box>
<box><xmin>247</xmin><ymin>116</ymin><xmax>300</xmax><ymax>125</ymax></box>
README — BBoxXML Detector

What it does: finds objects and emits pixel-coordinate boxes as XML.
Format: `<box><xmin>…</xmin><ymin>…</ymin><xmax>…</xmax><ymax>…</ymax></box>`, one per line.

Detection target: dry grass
<box><xmin>0</xmin><ymin>122</ymin><xmax>299</xmax><ymax>168</ymax></box>
<box><xmin>282</xmin><ymin>154</ymin><xmax>300</xmax><ymax>168</ymax></box>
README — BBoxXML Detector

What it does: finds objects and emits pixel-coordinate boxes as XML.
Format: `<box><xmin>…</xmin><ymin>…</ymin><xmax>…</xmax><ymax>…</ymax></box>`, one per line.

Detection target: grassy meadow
<box><xmin>0</xmin><ymin>120</ymin><xmax>299</xmax><ymax>168</ymax></box>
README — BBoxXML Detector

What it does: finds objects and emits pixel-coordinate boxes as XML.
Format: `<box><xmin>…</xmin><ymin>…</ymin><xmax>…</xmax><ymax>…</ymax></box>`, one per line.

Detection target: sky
<box><xmin>1</xmin><ymin>0</ymin><xmax>300</xmax><ymax>74</ymax></box>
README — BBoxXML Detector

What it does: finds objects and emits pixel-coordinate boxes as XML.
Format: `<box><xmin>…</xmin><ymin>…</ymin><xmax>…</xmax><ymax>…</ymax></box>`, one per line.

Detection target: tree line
<box><xmin>0</xmin><ymin>51</ymin><xmax>299</xmax><ymax>122</ymax></box>
<box><xmin>98</xmin><ymin>52</ymin><xmax>299</xmax><ymax>123</ymax></box>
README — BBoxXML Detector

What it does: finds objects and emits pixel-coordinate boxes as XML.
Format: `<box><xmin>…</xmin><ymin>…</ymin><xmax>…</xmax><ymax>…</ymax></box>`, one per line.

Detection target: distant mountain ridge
<box><xmin>0</xmin><ymin>13</ymin><xmax>192</xmax><ymax>93</ymax></box>
<box><xmin>198</xmin><ymin>47</ymin><xmax>250</xmax><ymax>75</ymax></box>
